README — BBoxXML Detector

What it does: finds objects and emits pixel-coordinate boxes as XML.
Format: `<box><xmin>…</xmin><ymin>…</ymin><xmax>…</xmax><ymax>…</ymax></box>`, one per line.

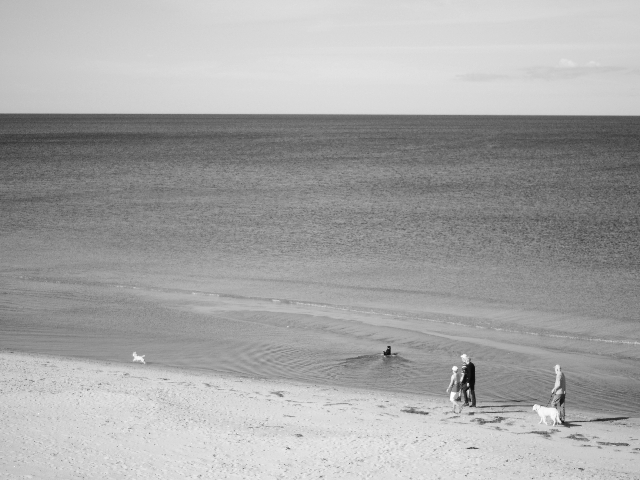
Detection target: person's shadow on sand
<box><xmin>474</xmin><ymin>404</ymin><xmax>526</xmax><ymax>409</ymax></box>
<box><xmin>556</xmin><ymin>417</ymin><xmax>631</xmax><ymax>429</ymax></box>
<box><xmin>570</xmin><ymin>417</ymin><xmax>630</xmax><ymax>423</ymax></box>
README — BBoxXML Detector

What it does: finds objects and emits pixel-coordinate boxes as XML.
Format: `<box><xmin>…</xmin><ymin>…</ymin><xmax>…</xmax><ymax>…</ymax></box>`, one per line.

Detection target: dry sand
<box><xmin>1</xmin><ymin>351</ymin><xmax>639</xmax><ymax>479</ymax></box>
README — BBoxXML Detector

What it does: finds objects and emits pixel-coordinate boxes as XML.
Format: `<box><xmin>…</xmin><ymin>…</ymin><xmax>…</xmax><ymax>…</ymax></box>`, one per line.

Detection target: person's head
<box><xmin>452</xmin><ymin>366</ymin><xmax>458</xmax><ymax>373</ymax></box>
<box><xmin>555</xmin><ymin>364</ymin><xmax>562</xmax><ymax>373</ymax></box>
<box><xmin>461</xmin><ymin>354</ymin><xmax>469</xmax><ymax>364</ymax></box>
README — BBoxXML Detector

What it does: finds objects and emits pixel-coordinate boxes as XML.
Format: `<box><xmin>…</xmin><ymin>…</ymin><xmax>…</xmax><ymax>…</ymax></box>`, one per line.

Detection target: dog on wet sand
<box><xmin>533</xmin><ymin>404</ymin><xmax>561</xmax><ymax>426</ymax></box>
<box><xmin>132</xmin><ymin>352</ymin><xmax>146</xmax><ymax>364</ymax></box>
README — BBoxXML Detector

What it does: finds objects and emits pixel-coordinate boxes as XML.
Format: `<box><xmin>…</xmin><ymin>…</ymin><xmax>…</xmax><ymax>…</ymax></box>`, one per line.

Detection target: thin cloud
<box><xmin>524</xmin><ymin>59</ymin><xmax>624</xmax><ymax>80</ymax></box>
<box><xmin>457</xmin><ymin>59</ymin><xmax>625</xmax><ymax>83</ymax></box>
<box><xmin>559</xmin><ymin>58</ymin><xmax>577</xmax><ymax>68</ymax></box>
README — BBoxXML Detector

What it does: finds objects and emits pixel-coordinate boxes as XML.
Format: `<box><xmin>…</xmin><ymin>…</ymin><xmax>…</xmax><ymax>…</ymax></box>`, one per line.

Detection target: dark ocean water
<box><xmin>1</xmin><ymin>115</ymin><xmax>639</xmax><ymax>416</ymax></box>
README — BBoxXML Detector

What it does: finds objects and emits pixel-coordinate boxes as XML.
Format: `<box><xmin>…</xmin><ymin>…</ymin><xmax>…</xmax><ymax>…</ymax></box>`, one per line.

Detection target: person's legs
<box><xmin>558</xmin><ymin>394</ymin><xmax>565</xmax><ymax>422</ymax></box>
<box><xmin>450</xmin><ymin>392</ymin><xmax>462</xmax><ymax>413</ymax></box>
<box><xmin>551</xmin><ymin>393</ymin><xmax>565</xmax><ymax>421</ymax></box>
<box><xmin>460</xmin><ymin>385</ymin><xmax>469</xmax><ymax>405</ymax></box>
<box><xmin>468</xmin><ymin>388</ymin><xmax>476</xmax><ymax>407</ymax></box>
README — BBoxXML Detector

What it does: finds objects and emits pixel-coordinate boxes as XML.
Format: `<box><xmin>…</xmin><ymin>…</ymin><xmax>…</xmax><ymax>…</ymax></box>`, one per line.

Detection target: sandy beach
<box><xmin>1</xmin><ymin>351</ymin><xmax>639</xmax><ymax>479</ymax></box>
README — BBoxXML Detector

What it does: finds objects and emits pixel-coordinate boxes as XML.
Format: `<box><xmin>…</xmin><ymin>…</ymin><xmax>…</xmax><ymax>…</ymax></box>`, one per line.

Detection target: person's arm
<box><xmin>463</xmin><ymin>369</ymin><xmax>469</xmax><ymax>387</ymax></box>
<box><xmin>446</xmin><ymin>375</ymin><xmax>454</xmax><ymax>392</ymax></box>
<box><xmin>551</xmin><ymin>373</ymin><xmax>561</xmax><ymax>394</ymax></box>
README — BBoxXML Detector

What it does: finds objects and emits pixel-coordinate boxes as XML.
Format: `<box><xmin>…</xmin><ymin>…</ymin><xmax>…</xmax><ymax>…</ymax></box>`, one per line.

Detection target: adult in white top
<box><xmin>551</xmin><ymin>364</ymin><xmax>566</xmax><ymax>422</ymax></box>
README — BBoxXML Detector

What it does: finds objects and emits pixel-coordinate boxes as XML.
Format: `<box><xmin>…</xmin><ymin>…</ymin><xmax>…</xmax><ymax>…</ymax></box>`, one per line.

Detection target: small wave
<box><xmin>103</xmin><ymin>283</ymin><xmax>640</xmax><ymax>346</ymax></box>
<box><xmin>492</xmin><ymin>327</ymin><xmax>640</xmax><ymax>346</ymax></box>
<box><xmin>258</xmin><ymin>297</ymin><xmax>640</xmax><ymax>347</ymax></box>
<box><xmin>11</xmin><ymin>275</ymin><xmax>638</xmax><ymax>347</ymax></box>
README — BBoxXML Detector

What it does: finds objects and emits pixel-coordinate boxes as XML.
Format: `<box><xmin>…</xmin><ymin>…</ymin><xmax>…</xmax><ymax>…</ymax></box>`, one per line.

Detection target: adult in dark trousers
<box><xmin>551</xmin><ymin>364</ymin><xmax>566</xmax><ymax>422</ymax></box>
<box><xmin>460</xmin><ymin>354</ymin><xmax>476</xmax><ymax>407</ymax></box>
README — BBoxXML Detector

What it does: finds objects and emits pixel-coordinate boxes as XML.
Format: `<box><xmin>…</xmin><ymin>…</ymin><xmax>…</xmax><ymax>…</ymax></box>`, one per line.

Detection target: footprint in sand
<box><xmin>401</xmin><ymin>407</ymin><xmax>429</xmax><ymax>416</ymax></box>
<box><xmin>566</xmin><ymin>434</ymin><xmax>590</xmax><ymax>442</ymax></box>
<box><xmin>471</xmin><ymin>416</ymin><xmax>507</xmax><ymax>425</ymax></box>
<box><xmin>524</xmin><ymin>428</ymin><xmax>560</xmax><ymax>439</ymax></box>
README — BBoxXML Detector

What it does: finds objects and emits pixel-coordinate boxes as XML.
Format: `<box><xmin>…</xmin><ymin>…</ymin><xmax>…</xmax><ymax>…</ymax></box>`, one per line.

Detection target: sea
<box><xmin>1</xmin><ymin>114</ymin><xmax>639</xmax><ymax>417</ymax></box>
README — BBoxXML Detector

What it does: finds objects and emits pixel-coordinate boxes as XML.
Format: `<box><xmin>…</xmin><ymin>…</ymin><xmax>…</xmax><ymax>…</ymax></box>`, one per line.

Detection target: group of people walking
<box><xmin>445</xmin><ymin>356</ymin><xmax>567</xmax><ymax>422</ymax></box>
<box><xmin>446</xmin><ymin>353</ymin><xmax>476</xmax><ymax>413</ymax></box>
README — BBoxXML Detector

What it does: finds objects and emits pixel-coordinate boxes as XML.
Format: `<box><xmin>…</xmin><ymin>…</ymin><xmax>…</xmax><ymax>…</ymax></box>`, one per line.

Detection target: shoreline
<box><xmin>4</xmin><ymin>345</ymin><xmax>632</xmax><ymax>422</ymax></box>
<box><xmin>3</xmin><ymin>273</ymin><xmax>640</xmax><ymax>417</ymax></box>
<box><xmin>2</xmin><ymin>351</ymin><xmax>639</xmax><ymax>479</ymax></box>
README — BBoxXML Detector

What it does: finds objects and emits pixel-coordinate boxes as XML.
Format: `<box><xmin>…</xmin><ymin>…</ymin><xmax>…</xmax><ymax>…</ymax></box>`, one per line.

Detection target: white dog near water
<box><xmin>532</xmin><ymin>404</ymin><xmax>562</xmax><ymax>426</ymax></box>
<box><xmin>132</xmin><ymin>352</ymin><xmax>146</xmax><ymax>364</ymax></box>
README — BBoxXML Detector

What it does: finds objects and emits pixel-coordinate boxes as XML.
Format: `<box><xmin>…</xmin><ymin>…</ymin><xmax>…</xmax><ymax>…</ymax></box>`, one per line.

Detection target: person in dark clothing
<box><xmin>459</xmin><ymin>360</ymin><xmax>469</xmax><ymax>405</ymax></box>
<box><xmin>383</xmin><ymin>346</ymin><xmax>391</xmax><ymax>356</ymax></box>
<box><xmin>460</xmin><ymin>354</ymin><xmax>476</xmax><ymax>407</ymax></box>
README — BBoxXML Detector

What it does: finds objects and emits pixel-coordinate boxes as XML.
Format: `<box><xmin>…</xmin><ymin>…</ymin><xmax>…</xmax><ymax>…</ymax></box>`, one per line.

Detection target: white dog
<box><xmin>132</xmin><ymin>352</ymin><xmax>146</xmax><ymax>364</ymax></box>
<box><xmin>532</xmin><ymin>404</ymin><xmax>562</xmax><ymax>426</ymax></box>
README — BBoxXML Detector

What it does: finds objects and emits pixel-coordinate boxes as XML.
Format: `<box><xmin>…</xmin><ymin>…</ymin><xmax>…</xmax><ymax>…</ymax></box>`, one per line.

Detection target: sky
<box><xmin>1</xmin><ymin>0</ymin><xmax>639</xmax><ymax>115</ymax></box>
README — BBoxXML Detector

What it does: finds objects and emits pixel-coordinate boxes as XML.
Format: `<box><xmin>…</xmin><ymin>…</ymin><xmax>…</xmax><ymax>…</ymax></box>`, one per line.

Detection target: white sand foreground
<box><xmin>1</xmin><ymin>352</ymin><xmax>639</xmax><ymax>479</ymax></box>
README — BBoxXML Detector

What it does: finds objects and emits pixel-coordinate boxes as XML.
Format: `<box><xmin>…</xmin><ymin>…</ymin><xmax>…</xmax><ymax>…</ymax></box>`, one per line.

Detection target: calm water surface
<box><xmin>1</xmin><ymin>115</ymin><xmax>639</xmax><ymax>416</ymax></box>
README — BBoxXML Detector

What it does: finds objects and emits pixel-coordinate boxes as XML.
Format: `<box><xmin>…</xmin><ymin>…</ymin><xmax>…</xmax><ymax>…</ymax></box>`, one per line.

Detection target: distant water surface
<box><xmin>1</xmin><ymin>115</ymin><xmax>639</xmax><ymax>416</ymax></box>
